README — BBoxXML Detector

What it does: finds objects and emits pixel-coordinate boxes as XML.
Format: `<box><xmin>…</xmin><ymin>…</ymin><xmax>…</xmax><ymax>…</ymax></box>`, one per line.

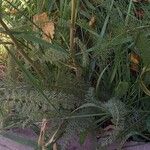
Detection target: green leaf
<box><xmin>79</xmin><ymin>130</ymin><xmax>89</xmax><ymax>145</ymax></box>
<box><xmin>5</xmin><ymin>46</ymin><xmax>60</xmax><ymax>114</ymax></box>
<box><xmin>96</xmin><ymin>64</ymin><xmax>109</xmax><ymax>95</ymax></box>
<box><xmin>115</xmin><ymin>81</ymin><xmax>129</xmax><ymax>97</ymax></box>
<box><xmin>100</xmin><ymin>0</ymin><xmax>115</xmax><ymax>38</ymax></box>
<box><xmin>72</xmin><ymin>103</ymin><xmax>104</xmax><ymax>113</ymax></box>
<box><xmin>83</xmin><ymin>0</ymin><xmax>96</xmax><ymax>10</ymax></box>
<box><xmin>136</xmin><ymin>33</ymin><xmax>150</xmax><ymax>66</ymax></box>
<box><xmin>14</xmin><ymin>32</ymin><xmax>67</xmax><ymax>54</ymax></box>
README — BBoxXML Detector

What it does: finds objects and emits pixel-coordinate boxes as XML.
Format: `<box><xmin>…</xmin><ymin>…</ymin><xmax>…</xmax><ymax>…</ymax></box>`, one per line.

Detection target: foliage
<box><xmin>0</xmin><ymin>0</ymin><xmax>150</xmax><ymax>149</ymax></box>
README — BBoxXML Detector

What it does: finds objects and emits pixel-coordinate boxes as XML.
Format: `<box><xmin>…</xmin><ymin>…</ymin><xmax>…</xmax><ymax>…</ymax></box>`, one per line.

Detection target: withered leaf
<box><xmin>33</xmin><ymin>12</ymin><xmax>55</xmax><ymax>43</ymax></box>
<box><xmin>42</xmin><ymin>22</ymin><xmax>55</xmax><ymax>43</ymax></box>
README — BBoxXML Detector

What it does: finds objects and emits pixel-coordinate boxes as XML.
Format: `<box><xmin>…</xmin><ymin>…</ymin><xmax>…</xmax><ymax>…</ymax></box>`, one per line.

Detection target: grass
<box><xmin>0</xmin><ymin>0</ymin><xmax>150</xmax><ymax>149</ymax></box>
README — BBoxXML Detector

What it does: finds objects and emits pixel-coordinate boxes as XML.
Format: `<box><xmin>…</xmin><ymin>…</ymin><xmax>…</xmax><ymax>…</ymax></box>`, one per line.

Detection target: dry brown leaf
<box><xmin>9</xmin><ymin>8</ymin><xmax>18</xmax><ymax>15</ymax></box>
<box><xmin>129</xmin><ymin>53</ymin><xmax>140</xmax><ymax>65</ymax></box>
<box><xmin>42</xmin><ymin>22</ymin><xmax>55</xmax><ymax>43</ymax></box>
<box><xmin>89</xmin><ymin>16</ymin><xmax>96</xmax><ymax>28</ymax></box>
<box><xmin>38</xmin><ymin>119</ymin><xmax>48</xmax><ymax>147</ymax></box>
<box><xmin>53</xmin><ymin>143</ymin><xmax>58</xmax><ymax>150</ymax></box>
<box><xmin>33</xmin><ymin>12</ymin><xmax>49</xmax><ymax>29</ymax></box>
<box><xmin>129</xmin><ymin>52</ymin><xmax>140</xmax><ymax>73</ymax></box>
<box><xmin>33</xmin><ymin>12</ymin><xmax>55</xmax><ymax>43</ymax></box>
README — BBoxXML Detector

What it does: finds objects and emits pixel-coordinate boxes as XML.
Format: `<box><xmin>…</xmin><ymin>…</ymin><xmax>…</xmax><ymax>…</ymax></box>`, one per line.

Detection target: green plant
<box><xmin>0</xmin><ymin>0</ymin><xmax>150</xmax><ymax>149</ymax></box>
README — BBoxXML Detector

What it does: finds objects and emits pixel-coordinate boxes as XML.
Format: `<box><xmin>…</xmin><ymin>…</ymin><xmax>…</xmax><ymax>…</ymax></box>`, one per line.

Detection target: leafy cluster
<box><xmin>0</xmin><ymin>0</ymin><xmax>150</xmax><ymax>149</ymax></box>
<box><xmin>0</xmin><ymin>82</ymin><xmax>83</xmax><ymax>128</ymax></box>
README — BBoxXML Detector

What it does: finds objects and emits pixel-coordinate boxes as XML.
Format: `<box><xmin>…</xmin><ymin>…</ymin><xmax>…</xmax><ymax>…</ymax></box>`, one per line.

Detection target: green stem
<box><xmin>70</xmin><ymin>0</ymin><xmax>77</xmax><ymax>61</ymax></box>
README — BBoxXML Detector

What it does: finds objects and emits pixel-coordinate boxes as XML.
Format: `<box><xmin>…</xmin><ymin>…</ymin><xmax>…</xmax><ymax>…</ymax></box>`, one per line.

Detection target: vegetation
<box><xmin>0</xmin><ymin>0</ymin><xmax>150</xmax><ymax>149</ymax></box>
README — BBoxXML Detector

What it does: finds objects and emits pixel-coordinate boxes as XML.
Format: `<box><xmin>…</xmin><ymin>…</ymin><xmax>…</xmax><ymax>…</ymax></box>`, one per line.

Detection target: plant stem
<box><xmin>70</xmin><ymin>0</ymin><xmax>77</xmax><ymax>61</ymax></box>
<box><xmin>70</xmin><ymin>0</ymin><xmax>82</xmax><ymax>79</ymax></box>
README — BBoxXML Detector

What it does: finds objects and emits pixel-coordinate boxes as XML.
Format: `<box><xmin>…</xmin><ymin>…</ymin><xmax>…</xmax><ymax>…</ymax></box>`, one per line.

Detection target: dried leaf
<box><xmin>33</xmin><ymin>12</ymin><xmax>49</xmax><ymax>29</ymax></box>
<box><xmin>38</xmin><ymin>118</ymin><xmax>48</xmax><ymax>147</ymax></box>
<box><xmin>129</xmin><ymin>53</ymin><xmax>140</xmax><ymax>65</ymax></box>
<box><xmin>53</xmin><ymin>143</ymin><xmax>58</xmax><ymax>150</ymax></box>
<box><xmin>9</xmin><ymin>8</ymin><xmax>18</xmax><ymax>15</ymax></box>
<box><xmin>33</xmin><ymin>12</ymin><xmax>55</xmax><ymax>43</ymax></box>
<box><xmin>89</xmin><ymin>16</ymin><xmax>96</xmax><ymax>28</ymax></box>
<box><xmin>42</xmin><ymin>22</ymin><xmax>55</xmax><ymax>43</ymax></box>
